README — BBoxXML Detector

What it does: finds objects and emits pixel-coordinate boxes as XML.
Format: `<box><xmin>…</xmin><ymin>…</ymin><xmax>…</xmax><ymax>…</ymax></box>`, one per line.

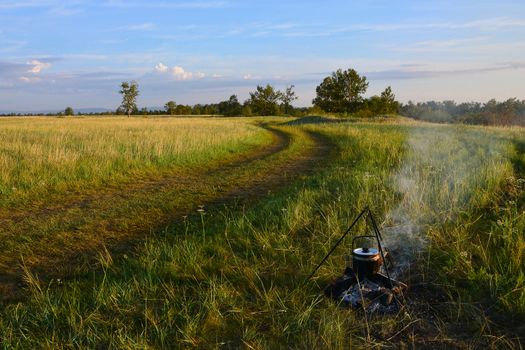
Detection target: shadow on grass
<box><xmin>282</xmin><ymin>115</ymin><xmax>354</xmax><ymax>126</ymax></box>
<box><xmin>511</xmin><ymin>139</ymin><xmax>525</xmax><ymax>176</ymax></box>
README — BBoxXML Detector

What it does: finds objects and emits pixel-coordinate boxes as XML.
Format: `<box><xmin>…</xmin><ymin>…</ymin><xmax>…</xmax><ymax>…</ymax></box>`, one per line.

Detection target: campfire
<box><xmin>307</xmin><ymin>207</ymin><xmax>407</xmax><ymax>313</ymax></box>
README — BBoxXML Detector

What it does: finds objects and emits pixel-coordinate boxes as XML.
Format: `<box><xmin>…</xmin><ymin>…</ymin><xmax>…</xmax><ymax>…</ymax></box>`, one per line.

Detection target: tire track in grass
<box><xmin>0</xmin><ymin>123</ymin><xmax>288</xmax><ymax>225</ymax></box>
<box><xmin>0</xmin><ymin>122</ymin><xmax>335</xmax><ymax>301</ymax></box>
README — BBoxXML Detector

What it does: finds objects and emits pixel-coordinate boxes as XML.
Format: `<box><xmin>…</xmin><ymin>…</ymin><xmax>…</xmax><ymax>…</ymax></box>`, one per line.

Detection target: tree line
<box><xmin>115</xmin><ymin>68</ymin><xmax>398</xmax><ymax>118</ymax></box>
<box><xmin>116</xmin><ymin>82</ymin><xmax>303</xmax><ymax>118</ymax></box>
<box><xmin>401</xmin><ymin>99</ymin><xmax>525</xmax><ymax>126</ymax></box>
<box><xmin>3</xmin><ymin>67</ymin><xmax>522</xmax><ymax>126</ymax></box>
<box><xmin>0</xmin><ymin>68</ymin><xmax>404</xmax><ymax>119</ymax></box>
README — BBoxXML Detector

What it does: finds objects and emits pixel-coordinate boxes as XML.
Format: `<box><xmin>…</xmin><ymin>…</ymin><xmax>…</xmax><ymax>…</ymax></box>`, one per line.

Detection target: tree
<box><xmin>248</xmin><ymin>84</ymin><xmax>282</xmax><ymax>116</ymax></box>
<box><xmin>379</xmin><ymin>86</ymin><xmax>399</xmax><ymax>114</ymax></box>
<box><xmin>165</xmin><ymin>101</ymin><xmax>177</xmax><ymax>115</ymax></box>
<box><xmin>192</xmin><ymin>104</ymin><xmax>204</xmax><ymax>115</ymax></box>
<box><xmin>203</xmin><ymin>104</ymin><xmax>219</xmax><ymax>115</ymax></box>
<box><xmin>312</xmin><ymin>68</ymin><xmax>368</xmax><ymax>113</ymax></box>
<box><xmin>280</xmin><ymin>85</ymin><xmax>298</xmax><ymax>115</ymax></box>
<box><xmin>64</xmin><ymin>106</ymin><xmax>74</xmax><ymax>116</ymax></box>
<box><xmin>361</xmin><ymin>95</ymin><xmax>383</xmax><ymax>117</ymax></box>
<box><xmin>241</xmin><ymin>103</ymin><xmax>253</xmax><ymax>117</ymax></box>
<box><xmin>119</xmin><ymin>81</ymin><xmax>139</xmax><ymax>118</ymax></box>
<box><xmin>175</xmin><ymin>104</ymin><xmax>192</xmax><ymax>115</ymax></box>
<box><xmin>218</xmin><ymin>95</ymin><xmax>242</xmax><ymax>116</ymax></box>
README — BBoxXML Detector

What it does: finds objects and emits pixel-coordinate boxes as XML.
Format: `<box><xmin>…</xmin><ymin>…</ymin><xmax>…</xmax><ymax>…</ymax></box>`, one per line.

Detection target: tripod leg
<box><xmin>304</xmin><ymin>207</ymin><xmax>369</xmax><ymax>284</ymax></box>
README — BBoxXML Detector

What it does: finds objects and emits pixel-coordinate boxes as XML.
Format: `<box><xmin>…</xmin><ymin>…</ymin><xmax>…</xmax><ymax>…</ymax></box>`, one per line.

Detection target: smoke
<box><xmin>379</xmin><ymin>125</ymin><xmax>507</xmax><ymax>277</ymax></box>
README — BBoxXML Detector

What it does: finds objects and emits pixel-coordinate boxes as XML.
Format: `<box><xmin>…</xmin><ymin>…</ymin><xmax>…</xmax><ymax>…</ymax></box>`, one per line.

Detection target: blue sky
<box><xmin>0</xmin><ymin>0</ymin><xmax>524</xmax><ymax>111</ymax></box>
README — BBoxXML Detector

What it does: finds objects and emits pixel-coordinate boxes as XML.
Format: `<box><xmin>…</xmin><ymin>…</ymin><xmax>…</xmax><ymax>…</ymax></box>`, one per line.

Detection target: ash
<box><xmin>340</xmin><ymin>278</ymin><xmax>400</xmax><ymax>314</ymax></box>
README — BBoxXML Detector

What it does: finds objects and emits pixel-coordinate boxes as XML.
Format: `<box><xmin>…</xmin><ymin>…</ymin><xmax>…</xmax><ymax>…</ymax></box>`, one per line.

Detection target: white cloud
<box><xmin>268</xmin><ymin>23</ymin><xmax>297</xmax><ymax>30</ymax></box>
<box><xmin>391</xmin><ymin>37</ymin><xmax>525</xmax><ymax>54</ymax></box>
<box><xmin>0</xmin><ymin>0</ymin><xmax>52</xmax><ymax>9</ymax></box>
<box><xmin>252</xmin><ymin>31</ymin><xmax>269</xmax><ymax>37</ymax></box>
<box><xmin>153</xmin><ymin>63</ymin><xmax>205</xmax><ymax>80</ymax></box>
<box><xmin>19</xmin><ymin>75</ymin><xmax>40</xmax><ymax>83</ymax></box>
<box><xmin>48</xmin><ymin>4</ymin><xmax>83</xmax><ymax>16</ymax></box>
<box><xmin>27</xmin><ymin>60</ymin><xmax>51</xmax><ymax>73</ymax></box>
<box><xmin>154</xmin><ymin>62</ymin><xmax>168</xmax><ymax>73</ymax></box>
<box><xmin>171</xmin><ymin>66</ymin><xmax>185</xmax><ymax>75</ymax></box>
<box><xmin>242</xmin><ymin>73</ymin><xmax>261</xmax><ymax>80</ymax></box>
<box><xmin>455</xmin><ymin>17</ymin><xmax>525</xmax><ymax>29</ymax></box>
<box><xmin>119</xmin><ymin>22</ymin><xmax>156</xmax><ymax>31</ymax></box>
<box><xmin>364</xmin><ymin>62</ymin><xmax>525</xmax><ymax>80</ymax></box>
<box><xmin>172</xmin><ymin>66</ymin><xmax>193</xmax><ymax>80</ymax></box>
<box><xmin>0</xmin><ymin>39</ymin><xmax>27</xmax><ymax>53</ymax></box>
<box><xmin>103</xmin><ymin>1</ymin><xmax>228</xmax><ymax>9</ymax></box>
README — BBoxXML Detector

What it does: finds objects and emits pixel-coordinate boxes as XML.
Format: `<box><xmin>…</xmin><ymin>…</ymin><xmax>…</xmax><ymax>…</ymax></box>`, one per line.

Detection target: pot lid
<box><xmin>353</xmin><ymin>247</ymin><xmax>379</xmax><ymax>256</ymax></box>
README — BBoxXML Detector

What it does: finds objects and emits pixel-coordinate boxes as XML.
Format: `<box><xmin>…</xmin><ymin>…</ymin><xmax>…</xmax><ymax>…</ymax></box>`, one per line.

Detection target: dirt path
<box><xmin>0</xmin><ymin>124</ymin><xmax>290</xmax><ymax>225</ymax></box>
<box><xmin>0</xmin><ymin>123</ymin><xmax>335</xmax><ymax>301</ymax></box>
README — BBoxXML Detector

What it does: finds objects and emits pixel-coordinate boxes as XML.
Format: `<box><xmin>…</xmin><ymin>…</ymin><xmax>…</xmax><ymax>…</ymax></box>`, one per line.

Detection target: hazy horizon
<box><xmin>1</xmin><ymin>0</ymin><xmax>524</xmax><ymax>110</ymax></box>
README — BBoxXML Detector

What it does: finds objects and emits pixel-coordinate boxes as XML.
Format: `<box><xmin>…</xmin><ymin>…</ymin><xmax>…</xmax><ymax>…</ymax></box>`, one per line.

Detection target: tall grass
<box><xmin>0</xmin><ymin>119</ymin><xmax>523</xmax><ymax>348</ymax></box>
<box><xmin>0</xmin><ymin>117</ymin><xmax>270</xmax><ymax>207</ymax></box>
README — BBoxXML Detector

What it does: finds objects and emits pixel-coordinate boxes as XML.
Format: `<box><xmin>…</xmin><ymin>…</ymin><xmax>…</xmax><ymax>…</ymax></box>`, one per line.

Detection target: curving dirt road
<box><xmin>0</xmin><ymin>122</ymin><xmax>335</xmax><ymax>301</ymax></box>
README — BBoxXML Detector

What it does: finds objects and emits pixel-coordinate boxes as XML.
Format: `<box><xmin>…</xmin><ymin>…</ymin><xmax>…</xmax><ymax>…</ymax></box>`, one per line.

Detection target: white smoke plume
<box><xmin>379</xmin><ymin>125</ymin><xmax>508</xmax><ymax>277</ymax></box>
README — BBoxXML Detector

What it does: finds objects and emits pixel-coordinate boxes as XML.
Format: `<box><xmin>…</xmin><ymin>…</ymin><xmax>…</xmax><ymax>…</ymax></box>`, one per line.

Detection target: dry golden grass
<box><xmin>0</xmin><ymin>116</ymin><xmax>270</xmax><ymax>206</ymax></box>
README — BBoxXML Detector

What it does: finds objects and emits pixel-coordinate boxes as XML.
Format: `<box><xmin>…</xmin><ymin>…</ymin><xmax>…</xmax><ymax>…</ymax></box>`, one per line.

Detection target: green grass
<box><xmin>0</xmin><ymin>117</ymin><xmax>320</xmax><ymax>297</ymax></box>
<box><xmin>0</xmin><ymin>116</ymin><xmax>271</xmax><ymax>208</ymax></box>
<box><xmin>0</xmin><ymin>117</ymin><xmax>523</xmax><ymax>348</ymax></box>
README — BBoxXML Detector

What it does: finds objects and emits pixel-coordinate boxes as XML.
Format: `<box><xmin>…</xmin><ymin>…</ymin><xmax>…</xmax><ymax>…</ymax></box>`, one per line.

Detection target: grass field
<box><xmin>0</xmin><ymin>116</ymin><xmax>523</xmax><ymax>348</ymax></box>
<box><xmin>0</xmin><ymin>117</ymin><xmax>271</xmax><ymax>207</ymax></box>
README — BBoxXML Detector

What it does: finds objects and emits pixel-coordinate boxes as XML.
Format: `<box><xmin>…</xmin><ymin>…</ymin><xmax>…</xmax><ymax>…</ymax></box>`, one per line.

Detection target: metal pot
<box><xmin>352</xmin><ymin>247</ymin><xmax>382</xmax><ymax>278</ymax></box>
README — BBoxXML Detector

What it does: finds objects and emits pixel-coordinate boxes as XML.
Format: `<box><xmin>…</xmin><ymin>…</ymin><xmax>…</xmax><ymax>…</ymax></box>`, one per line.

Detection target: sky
<box><xmin>0</xmin><ymin>0</ymin><xmax>524</xmax><ymax>111</ymax></box>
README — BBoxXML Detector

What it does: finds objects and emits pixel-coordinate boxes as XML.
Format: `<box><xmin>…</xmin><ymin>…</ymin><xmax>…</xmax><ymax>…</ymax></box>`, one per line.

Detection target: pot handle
<box><xmin>351</xmin><ymin>234</ymin><xmax>377</xmax><ymax>252</ymax></box>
